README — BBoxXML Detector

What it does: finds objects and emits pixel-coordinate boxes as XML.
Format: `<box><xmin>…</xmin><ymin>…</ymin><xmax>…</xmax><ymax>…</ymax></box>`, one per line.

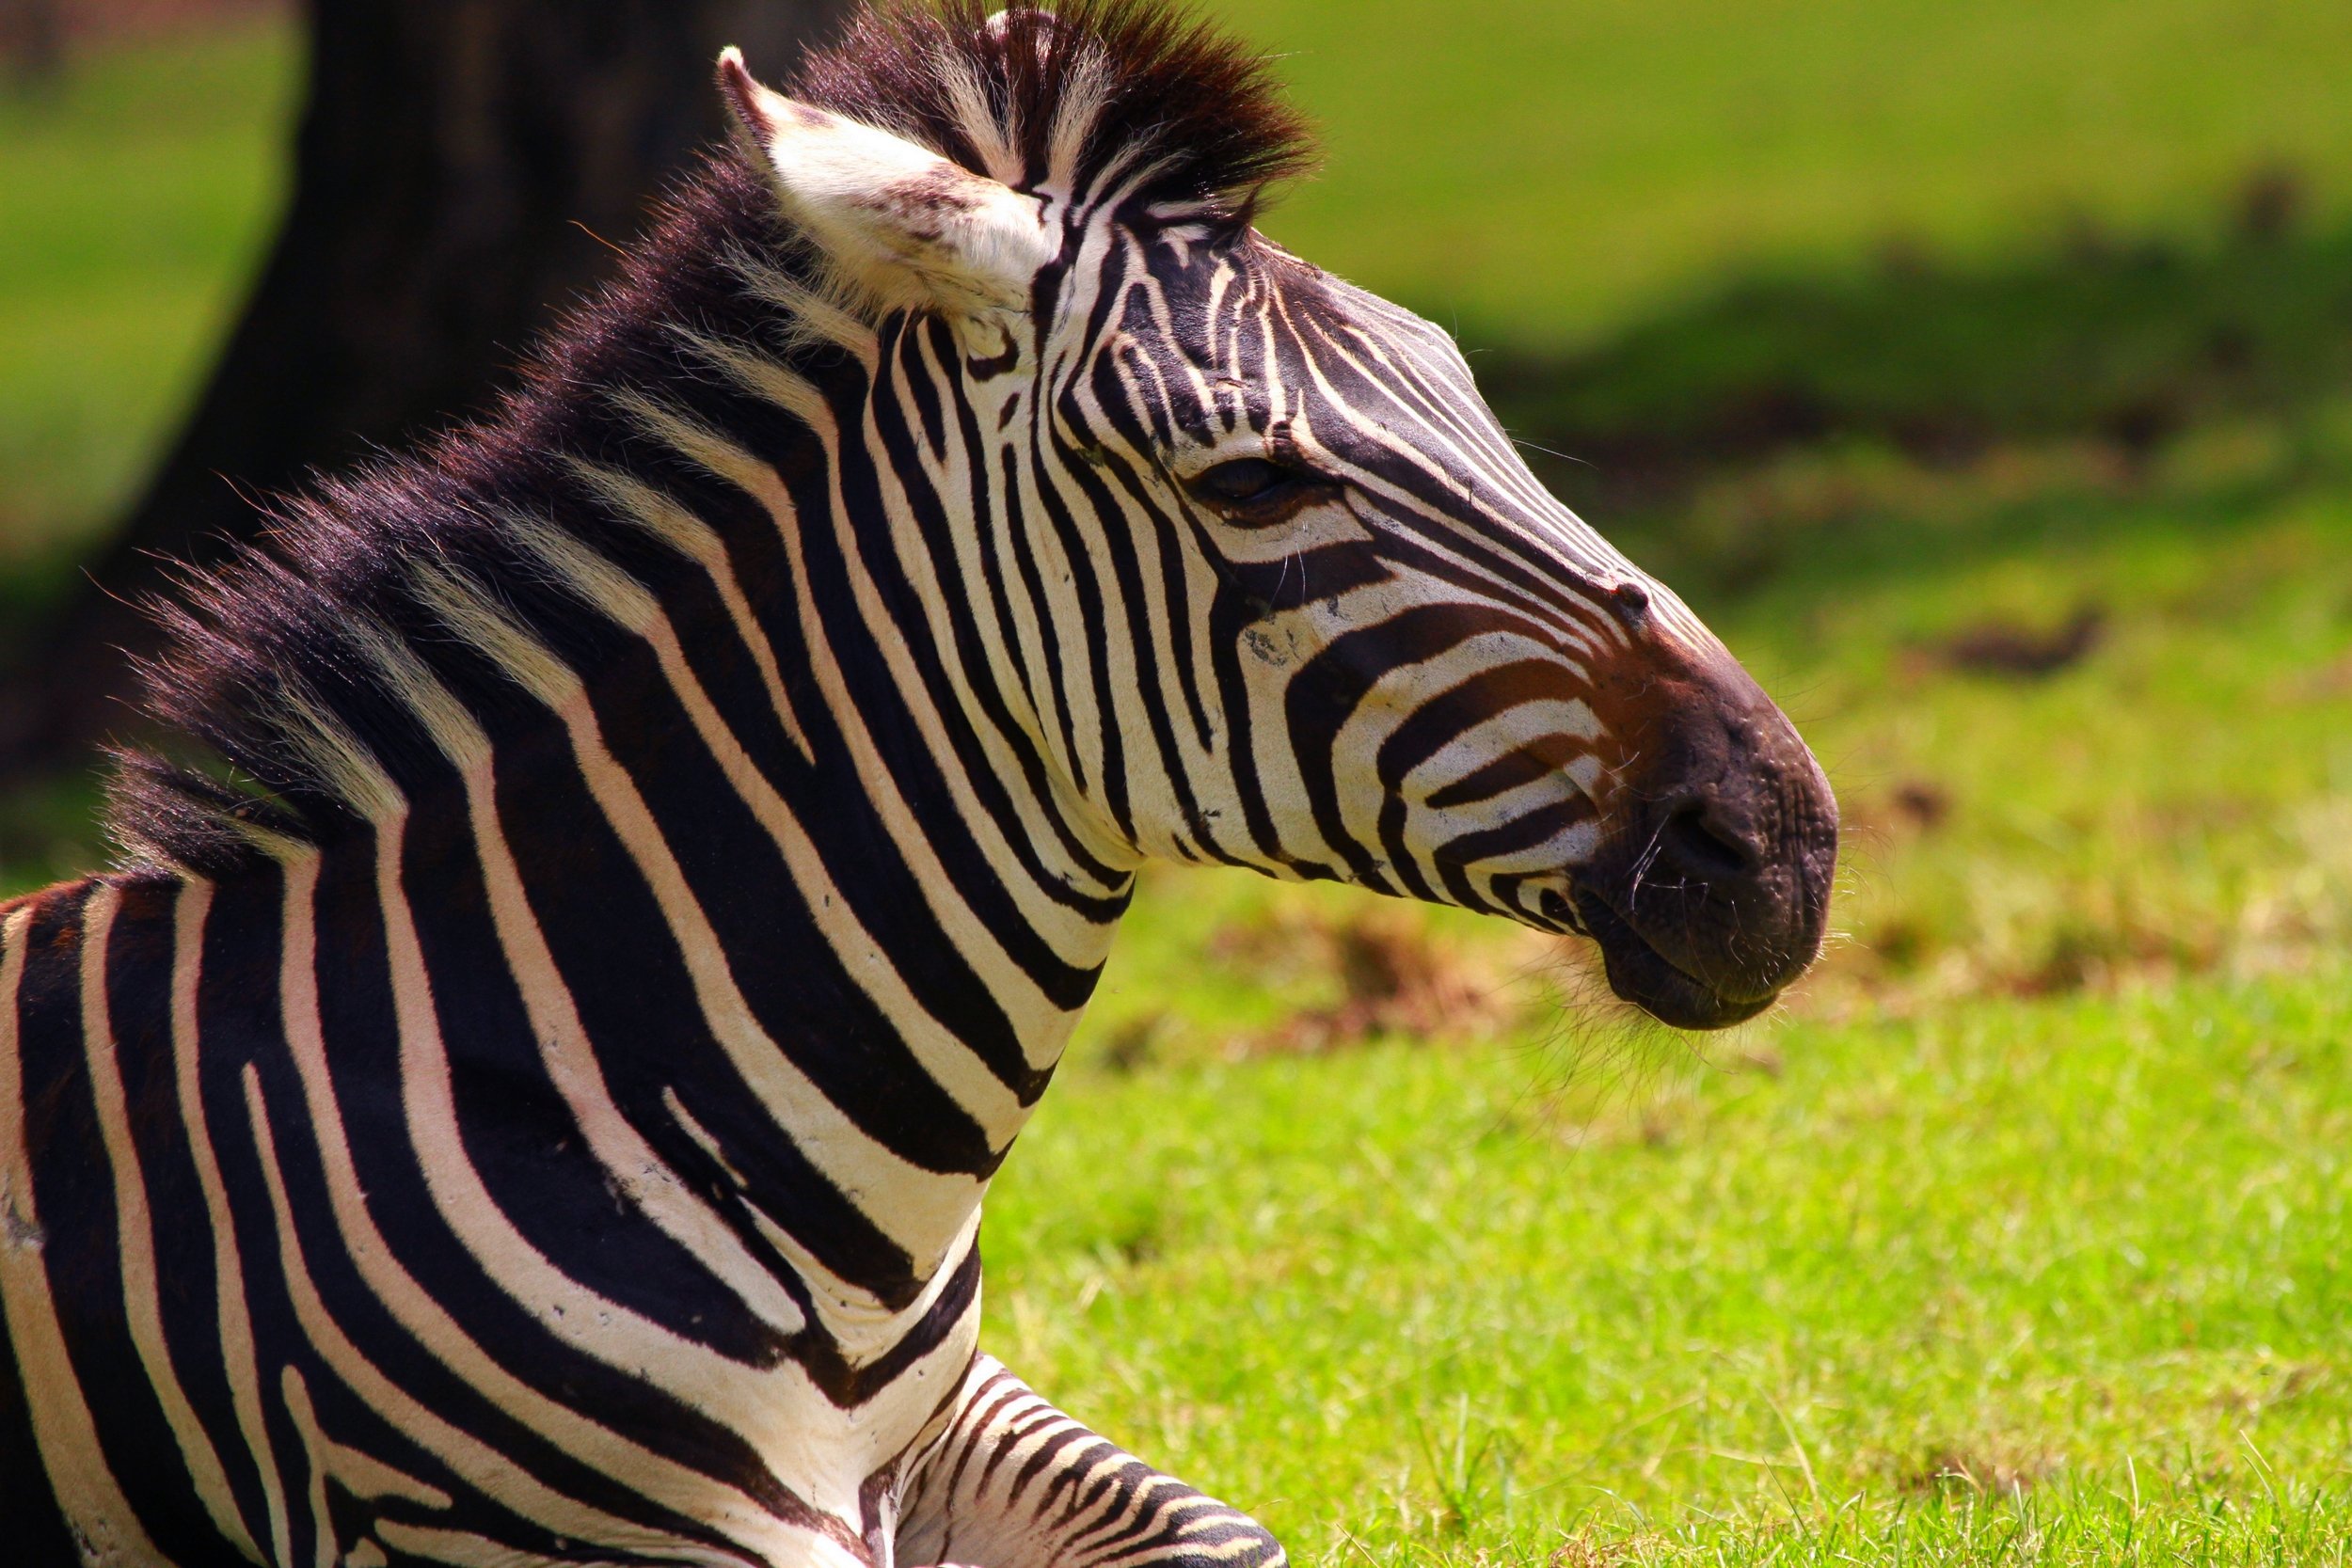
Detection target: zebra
<box><xmin>0</xmin><ymin>2</ymin><xmax>1837</xmax><ymax>1564</ymax></box>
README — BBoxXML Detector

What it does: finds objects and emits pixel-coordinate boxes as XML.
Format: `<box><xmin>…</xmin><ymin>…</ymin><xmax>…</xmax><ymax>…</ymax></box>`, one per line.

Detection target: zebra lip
<box><xmin>1569</xmin><ymin>889</ymin><xmax>1776</xmax><ymax>1032</ymax></box>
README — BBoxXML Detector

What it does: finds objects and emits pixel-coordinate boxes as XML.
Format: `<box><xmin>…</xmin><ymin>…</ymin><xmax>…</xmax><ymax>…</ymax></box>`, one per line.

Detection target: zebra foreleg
<box><xmin>895</xmin><ymin>1355</ymin><xmax>1284</xmax><ymax>1568</ymax></box>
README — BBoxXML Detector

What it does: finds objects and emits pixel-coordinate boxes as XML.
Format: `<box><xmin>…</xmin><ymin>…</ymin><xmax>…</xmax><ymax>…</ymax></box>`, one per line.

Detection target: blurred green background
<box><xmin>4</xmin><ymin>2</ymin><xmax>2351</xmax><ymax>1562</ymax></box>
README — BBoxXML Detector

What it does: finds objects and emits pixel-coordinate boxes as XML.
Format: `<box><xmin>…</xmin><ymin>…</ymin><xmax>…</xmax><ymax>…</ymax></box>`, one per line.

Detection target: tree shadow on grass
<box><xmin>1459</xmin><ymin>186</ymin><xmax>2352</xmax><ymax>603</ymax></box>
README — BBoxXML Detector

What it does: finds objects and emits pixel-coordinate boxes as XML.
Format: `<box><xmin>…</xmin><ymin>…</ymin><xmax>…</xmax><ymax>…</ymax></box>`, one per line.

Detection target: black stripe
<box><xmin>0</xmin><ymin>891</ymin><xmax>103</xmax><ymax>1568</ymax></box>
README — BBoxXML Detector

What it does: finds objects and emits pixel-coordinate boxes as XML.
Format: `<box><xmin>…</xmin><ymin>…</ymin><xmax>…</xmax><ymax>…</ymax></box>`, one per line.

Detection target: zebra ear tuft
<box><xmin>719</xmin><ymin>49</ymin><xmax>1056</xmax><ymax>322</ymax></box>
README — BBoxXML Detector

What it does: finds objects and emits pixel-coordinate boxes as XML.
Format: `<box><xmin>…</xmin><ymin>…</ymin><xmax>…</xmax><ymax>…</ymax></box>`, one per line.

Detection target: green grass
<box><xmin>0</xmin><ymin>23</ymin><xmax>294</xmax><ymax>580</ymax></box>
<box><xmin>1222</xmin><ymin>0</ymin><xmax>2352</xmax><ymax>347</ymax></box>
<box><xmin>5</xmin><ymin>13</ymin><xmax>2352</xmax><ymax>1564</ymax></box>
<box><xmin>993</xmin><ymin>975</ymin><xmax>2352</xmax><ymax>1564</ymax></box>
<box><xmin>1486</xmin><ymin>217</ymin><xmax>2352</xmax><ymax>505</ymax></box>
<box><xmin>1689</xmin><ymin>410</ymin><xmax>2352</xmax><ymax>1002</ymax></box>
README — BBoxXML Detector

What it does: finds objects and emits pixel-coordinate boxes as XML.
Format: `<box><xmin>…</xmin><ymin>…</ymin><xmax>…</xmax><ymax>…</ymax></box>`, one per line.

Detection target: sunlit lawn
<box><xmin>995</xmin><ymin>973</ymin><xmax>2352</xmax><ymax>1565</ymax></box>
<box><xmin>1224</xmin><ymin>0</ymin><xmax>2352</xmax><ymax>346</ymax></box>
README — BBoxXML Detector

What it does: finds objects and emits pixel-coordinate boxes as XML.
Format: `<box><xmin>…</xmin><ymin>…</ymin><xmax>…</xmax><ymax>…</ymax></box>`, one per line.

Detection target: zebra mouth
<box><xmin>1570</xmin><ymin>890</ymin><xmax>1777</xmax><ymax>1031</ymax></box>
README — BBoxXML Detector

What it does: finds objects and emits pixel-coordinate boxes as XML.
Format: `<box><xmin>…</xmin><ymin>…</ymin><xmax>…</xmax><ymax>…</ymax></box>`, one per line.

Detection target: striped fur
<box><xmin>1</xmin><ymin>4</ymin><xmax>1832</xmax><ymax>1565</ymax></box>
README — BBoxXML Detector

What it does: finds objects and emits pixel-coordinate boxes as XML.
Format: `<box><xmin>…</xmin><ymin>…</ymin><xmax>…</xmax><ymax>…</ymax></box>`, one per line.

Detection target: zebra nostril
<box><xmin>1609</xmin><ymin>578</ymin><xmax>1650</xmax><ymax>625</ymax></box>
<box><xmin>1661</xmin><ymin>800</ymin><xmax>1757</xmax><ymax>881</ymax></box>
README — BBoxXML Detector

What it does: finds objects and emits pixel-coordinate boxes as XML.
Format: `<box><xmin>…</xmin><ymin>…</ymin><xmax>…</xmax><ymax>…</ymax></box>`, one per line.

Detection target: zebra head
<box><xmin>725</xmin><ymin>3</ymin><xmax>1836</xmax><ymax>1029</ymax></box>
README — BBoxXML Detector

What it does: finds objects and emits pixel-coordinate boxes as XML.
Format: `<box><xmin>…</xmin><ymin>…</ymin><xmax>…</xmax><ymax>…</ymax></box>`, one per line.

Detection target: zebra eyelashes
<box><xmin>1184</xmin><ymin>456</ymin><xmax>1337</xmax><ymax>524</ymax></box>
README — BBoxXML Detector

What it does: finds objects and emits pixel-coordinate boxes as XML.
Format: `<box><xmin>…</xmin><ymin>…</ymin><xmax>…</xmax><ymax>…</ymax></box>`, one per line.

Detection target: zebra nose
<box><xmin>1571</xmin><ymin>659</ymin><xmax>1838</xmax><ymax>1029</ymax></box>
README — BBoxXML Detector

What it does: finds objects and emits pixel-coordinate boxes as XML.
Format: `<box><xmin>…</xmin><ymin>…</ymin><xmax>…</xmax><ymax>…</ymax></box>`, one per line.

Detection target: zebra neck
<box><xmin>116</xmin><ymin>170</ymin><xmax>1149</xmax><ymax>1310</ymax></box>
<box><xmin>278</xmin><ymin>588</ymin><xmax>1121</xmax><ymax>1316</ymax></box>
<box><xmin>324</xmin><ymin>309</ymin><xmax>1136</xmax><ymax>1307</ymax></box>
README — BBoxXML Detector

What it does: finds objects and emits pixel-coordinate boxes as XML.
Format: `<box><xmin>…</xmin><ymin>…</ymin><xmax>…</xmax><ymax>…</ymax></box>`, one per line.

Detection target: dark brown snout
<box><xmin>1572</xmin><ymin>653</ymin><xmax>1838</xmax><ymax>1029</ymax></box>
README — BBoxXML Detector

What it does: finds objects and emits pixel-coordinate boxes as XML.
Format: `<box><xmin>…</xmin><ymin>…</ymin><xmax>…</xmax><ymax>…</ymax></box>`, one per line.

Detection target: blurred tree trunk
<box><xmin>0</xmin><ymin>0</ymin><xmax>61</xmax><ymax>92</ymax></box>
<box><xmin>0</xmin><ymin>0</ymin><xmax>849</xmax><ymax>782</ymax></box>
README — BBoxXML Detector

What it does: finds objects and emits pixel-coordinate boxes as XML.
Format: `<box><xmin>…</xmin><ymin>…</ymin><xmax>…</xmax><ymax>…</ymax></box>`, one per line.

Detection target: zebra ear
<box><xmin>719</xmin><ymin>48</ymin><xmax>1055</xmax><ymax>321</ymax></box>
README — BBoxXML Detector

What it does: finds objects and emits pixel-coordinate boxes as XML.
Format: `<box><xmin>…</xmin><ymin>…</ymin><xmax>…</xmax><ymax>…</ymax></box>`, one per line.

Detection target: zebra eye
<box><xmin>1188</xmin><ymin>456</ymin><xmax>1326</xmax><ymax>515</ymax></box>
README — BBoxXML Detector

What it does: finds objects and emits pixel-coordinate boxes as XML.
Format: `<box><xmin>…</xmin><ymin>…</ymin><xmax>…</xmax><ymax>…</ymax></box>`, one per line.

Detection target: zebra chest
<box><xmin>237</xmin><ymin>1115</ymin><xmax>994</xmax><ymax>1565</ymax></box>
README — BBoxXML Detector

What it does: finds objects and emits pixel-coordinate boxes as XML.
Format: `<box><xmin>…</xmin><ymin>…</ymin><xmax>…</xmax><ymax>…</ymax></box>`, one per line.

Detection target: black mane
<box><xmin>794</xmin><ymin>0</ymin><xmax>1313</xmax><ymax>208</ymax></box>
<box><xmin>104</xmin><ymin>0</ymin><xmax>1313</xmax><ymax>877</ymax></box>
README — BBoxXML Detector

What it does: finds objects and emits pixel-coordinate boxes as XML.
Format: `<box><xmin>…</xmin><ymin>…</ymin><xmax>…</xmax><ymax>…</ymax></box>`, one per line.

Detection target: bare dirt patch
<box><xmin>1930</xmin><ymin>605</ymin><xmax>2107</xmax><ymax>678</ymax></box>
<box><xmin>1897</xmin><ymin>1443</ymin><xmax>2055</xmax><ymax>1497</ymax></box>
<box><xmin>1206</xmin><ymin>905</ymin><xmax>1528</xmax><ymax>1059</ymax></box>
